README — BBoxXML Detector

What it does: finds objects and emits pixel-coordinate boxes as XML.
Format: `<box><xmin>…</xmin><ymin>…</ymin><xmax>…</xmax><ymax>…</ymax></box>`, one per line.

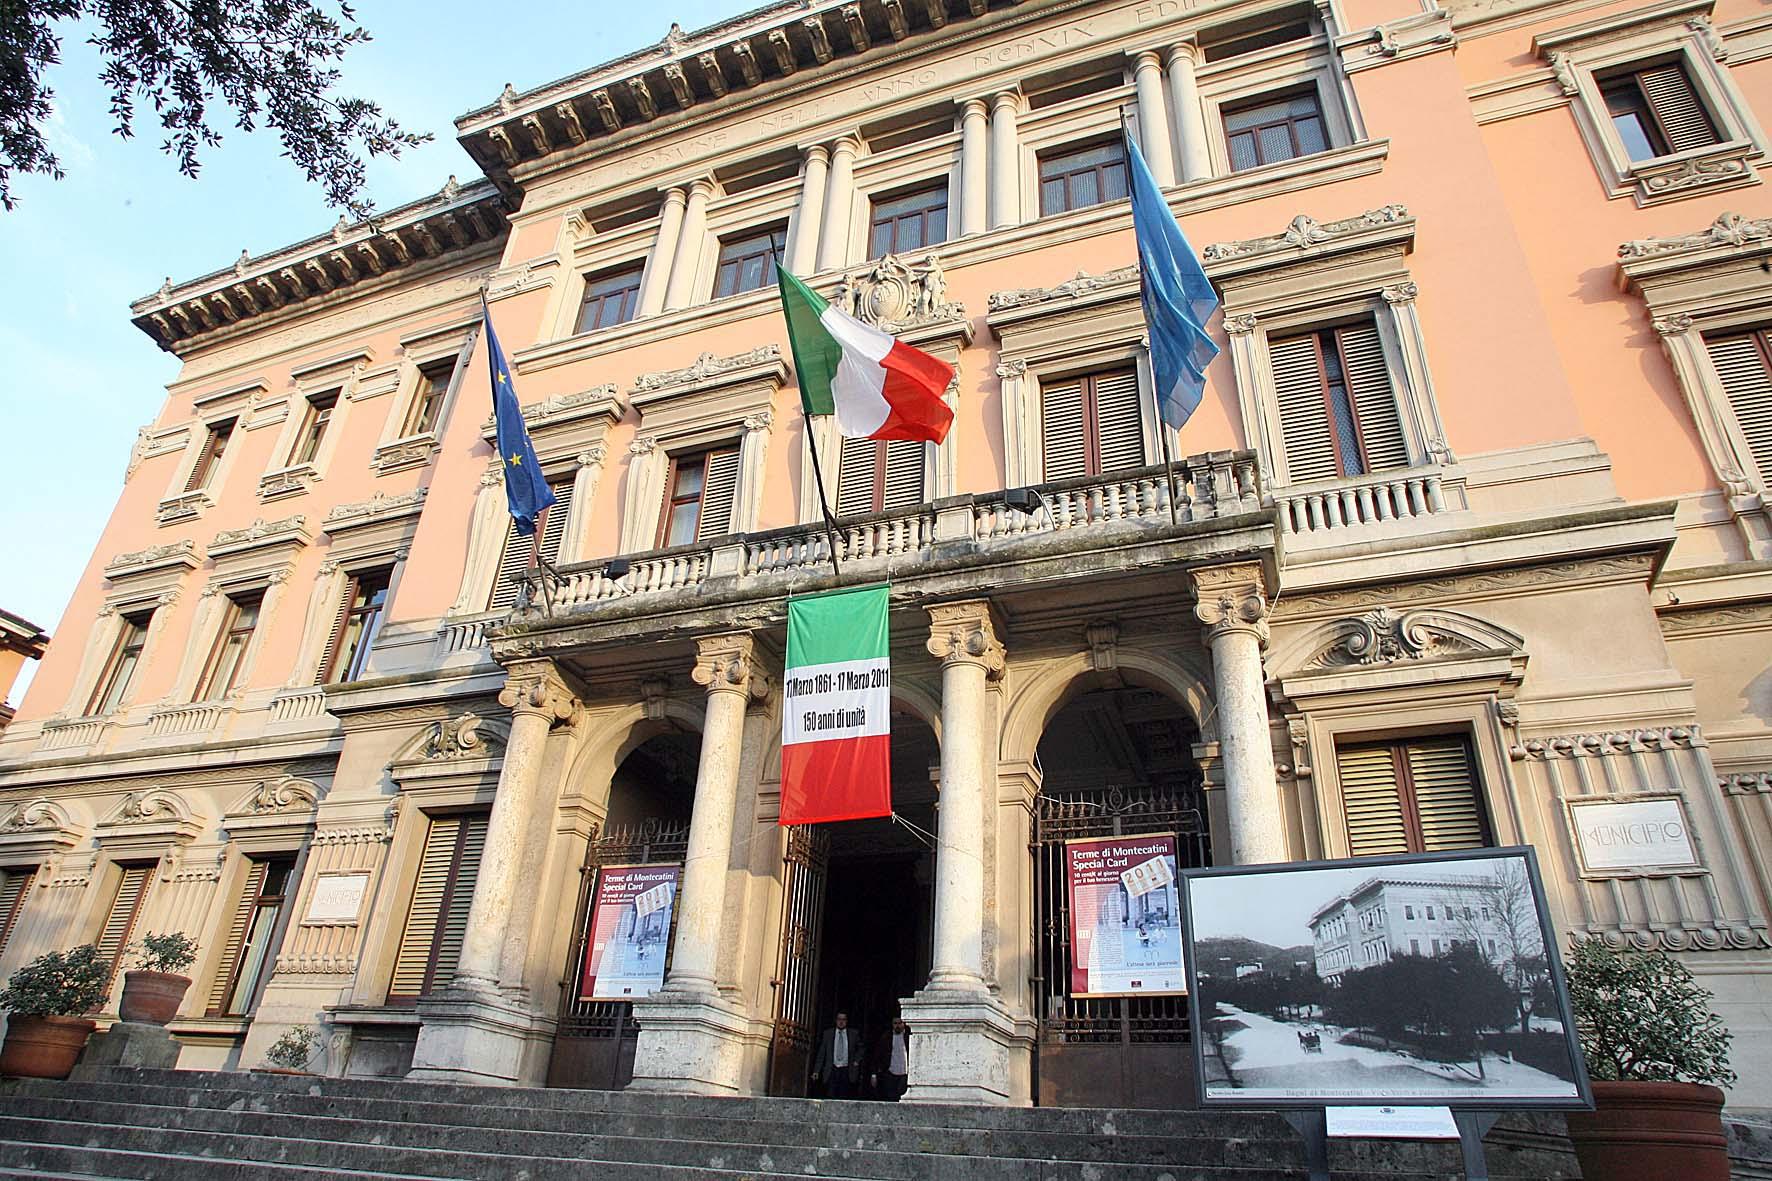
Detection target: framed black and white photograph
<box><xmin>1182</xmin><ymin>846</ymin><xmax>1591</xmax><ymax>1108</ymax></box>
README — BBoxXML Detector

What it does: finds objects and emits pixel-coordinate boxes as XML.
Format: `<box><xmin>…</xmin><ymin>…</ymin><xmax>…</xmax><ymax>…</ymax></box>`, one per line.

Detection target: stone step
<box><xmin>0</xmin><ymin>1115</ymin><xmax>887</xmax><ymax>1181</ymax></box>
<box><xmin>0</xmin><ymin>1140</ymin><xmax>450</xmax><ymax>1181</ymax></box>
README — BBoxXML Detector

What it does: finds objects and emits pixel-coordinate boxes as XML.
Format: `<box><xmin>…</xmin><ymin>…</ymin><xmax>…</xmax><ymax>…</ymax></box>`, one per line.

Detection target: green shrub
<box><xmin>263</xmin><ymin>1025</ymin><xmax>317</xmax><ymax>1071</ymax></box>
<box><xmin>1566</xmin><ymin>939</ymin><xmax>1735</xmax><ymax>1087</ymax></box>
<box><xmin>131</xmin><ymin>931</ymin><xmax>198</xmax><ymax>975</ymax></box>
<box><xmin>0</xmin><ymin>946</ymin><xmax>112</xmax><ymax>1016</ymax></box>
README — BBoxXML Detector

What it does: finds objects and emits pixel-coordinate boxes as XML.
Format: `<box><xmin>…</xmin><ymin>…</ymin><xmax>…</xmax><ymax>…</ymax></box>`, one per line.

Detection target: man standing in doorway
<box><xmin>813</xmin><ymin>1011</ymin><xmax>864</xmax><ymax>1099</ymax></box>
<box><xmin>872</xmin><ymin>1016</ymin><xmax>910</xmax><ymax>1101</ymax></box>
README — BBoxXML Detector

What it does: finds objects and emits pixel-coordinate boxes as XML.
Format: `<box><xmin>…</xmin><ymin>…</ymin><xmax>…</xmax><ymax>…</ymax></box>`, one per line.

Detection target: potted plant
<box><xmin>0</xmin><ymin>945</ymin><xmax>112</xmax><ymax>1078</ymax></box>
<box><xmin>256</xmin><ymin>1025</ymin><xmax>317</xmax><ymax>1075</ymax></box>
<box><xmin>1564</xmin><ymin>939</ymin><xmax>1736</xmax><ymax>1181</ymax></box>
<box><xmin>118</xmin><ymin>932</ymin><xmax>198</xmax><ymax>1025</ymax></box>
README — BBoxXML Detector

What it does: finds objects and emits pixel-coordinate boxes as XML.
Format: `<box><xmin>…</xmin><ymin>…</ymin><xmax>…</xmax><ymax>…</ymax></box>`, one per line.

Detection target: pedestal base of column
<box><xmin>627</xmin><ymin>990</ymin><xmax>755</xmax><ymax>1096</ymax></box>
<box><xmin>898</xmin><ymin>987</ymin><xmax>1035</xmax><ymax>1106</ymax></box>
<box><xmin>405</xmin><ymin>989</ymin><xmax>548</xmax><ymax>1087</ymax></box>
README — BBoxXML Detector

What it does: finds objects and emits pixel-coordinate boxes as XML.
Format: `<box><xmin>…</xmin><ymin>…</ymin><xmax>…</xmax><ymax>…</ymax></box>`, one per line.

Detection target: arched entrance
<box><xmin>767</xmin><ymin>705</ymin><xmax>938</xmax><ymax>1097</ymax></box>
<box><xmin>1031</xmin><ymin>683</ymin><xmax>1210</xmax><ymax>1109</ymax></box>
<box><xmin>547</xmin><ymin>728</ymin><xmax>699</xmax><ymax>1089</ymax></box>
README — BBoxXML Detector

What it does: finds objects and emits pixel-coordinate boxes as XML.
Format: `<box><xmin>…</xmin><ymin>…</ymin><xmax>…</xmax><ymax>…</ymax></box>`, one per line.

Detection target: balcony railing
<box><xmin>1274</xmin><ymin>466</ymin><xmax>1463</xmax><ymax>536</ymax></box>
<box><xmin>530</xmin><ymin>451</ymin><xmax>1264</xmax><ymax>617</ymax></box>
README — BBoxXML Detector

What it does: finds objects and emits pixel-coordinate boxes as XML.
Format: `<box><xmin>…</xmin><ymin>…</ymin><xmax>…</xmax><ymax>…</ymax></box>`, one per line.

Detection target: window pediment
<box><xmin>1201</xmin><ymin>205</ymin><xmax>1415</xmax><ymax>300</ymax></box>
<box><xmin>1618</xmin><ymin>211</ymin><xmax>1772</xmax><ymax>315</ymax></box>
<box><xmin>0</xmin><ymin>798</ymin><xmax>82</xmax><ymax>861</ymax></box>
<box><xmin>94</xmin><ymin>790</ymin><xmax>204</xmax><ymax>846</ymax></box>
<box><xmin>630</xmin><ymin>345</ymin><xmax>786</xmax><ymax>439</ymax></box>
<box><xmin>205</xmin><ymin>514</ymin><xmax>311</xmax><ymax>565</ymax></box>
<box><xmin>105</xmin><ymin>540</ymin><xmax>199</xmax><ymax>585</ymax></box>
<box><xmin>479</xmin><ymin>383</ymin><xmax>627</xmax><ymax>459</ymax></box>
<box><xmin>1270</xmin><ymin>606</ymin><xmax>1527</xmax><ymax>683</ymax></box>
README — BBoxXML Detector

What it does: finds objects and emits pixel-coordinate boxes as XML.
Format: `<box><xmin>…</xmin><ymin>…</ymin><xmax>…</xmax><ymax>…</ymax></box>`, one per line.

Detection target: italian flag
<box><xmin>780</xmin><ymin>585</ymin><xmax>891</xmax><ymax>826</ymax></box>
<box><xmin>777</xmin><ymin>267</ymin><xmax>955</xmax><ymax>443</ymax></box>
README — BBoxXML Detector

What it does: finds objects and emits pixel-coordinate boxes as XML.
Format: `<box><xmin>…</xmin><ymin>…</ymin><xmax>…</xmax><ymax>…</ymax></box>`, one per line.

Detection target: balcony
<box><xmin>1274</xmin><ymin>465</ymin><xmax>1466</xmax><ymax>537</ymax></box>
<box><xmin>495</xmin><ymin>451</ymin><xmax>1273</xmax><ymax>648</ymax></box>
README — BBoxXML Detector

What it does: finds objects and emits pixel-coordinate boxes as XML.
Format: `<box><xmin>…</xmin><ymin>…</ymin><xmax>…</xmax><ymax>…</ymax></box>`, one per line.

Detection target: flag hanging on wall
<box><xmin>483</xmin><ymin>293</ymin><xmax>556</xmax><ymax>536</ymax></box>
<box><xmin>780</xmin><ymin>584</ymin><xmax>892</xmax><ymax>826</ymax></box>
<box><xmin>777</xmin><ymin>267</ymin><xmax>955</xmax><ymax>444</ymax></box>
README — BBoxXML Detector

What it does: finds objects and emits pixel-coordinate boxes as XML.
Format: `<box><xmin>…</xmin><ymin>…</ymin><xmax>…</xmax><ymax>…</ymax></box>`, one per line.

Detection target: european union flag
<box><xmin>1124</xmin><ymin>130</ymin><xmax>1221</xmax><ymax>429</ymax></box>
<box><xmin>483</xmin><ymin>294</ymin><xmax>556</xmax><ymax>537</ymax></box>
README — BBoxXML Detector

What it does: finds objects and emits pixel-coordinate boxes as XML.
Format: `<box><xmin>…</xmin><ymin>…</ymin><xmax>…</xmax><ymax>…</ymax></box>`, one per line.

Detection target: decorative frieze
<box><xmin>1297</xmin><ymin>606</ymin><xmax>1524</xmax><ymax>670</ymax></box>
<box><xmin>1201</xmin><ymin>205</ymin><xmax>1412</xmax><ymax>265</ymax></box>
<box><xmin>987</xmin><ymin>266</ymin><xmax>1137</xmax><ymax>313</ymax></box>
<box><xmin>632</xmin><ymin>345</ymin><xmax>784</xmax><ymax>394</ymax></box>
<box><xmin>206</xmin><ymin>514</ymin><xmax>310</xmax><ymax>560</ymax></box>
<box><xmin>153</xmin><ymin>490</ymin><xmax>213</xmax><ymax>526</ymax></box>
<box><xmin>834</xmin><ymin>254</ymin><xmax>966</xmax><ymax>332</ymax></box>
<box><xmin>1618</xmin><ymin>211</ymin><xmax>1772</xmax><ymax>260</ymax></box>
<box><xmin>323</xmin><ymin>487</ymin><xmax>428</xmax><ymax>534</ymax></box>
<box><xmin>105</xmin><ymin>540</ymin><xmax>199</xmax><ymax>581</ymax></box>
<box><xmin>419</xmin><ymin>713</ymin><xmax>507</xmax><ymax>760</ymax></box>
<box><xmin>1509</xmin><ymin>725</ymin><xmax>1698</xmax><ymax>761</ymax></box>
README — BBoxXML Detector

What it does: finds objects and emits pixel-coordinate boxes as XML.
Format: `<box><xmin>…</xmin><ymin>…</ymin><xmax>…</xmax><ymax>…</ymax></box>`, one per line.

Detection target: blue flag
<box><xmin>483</xmin><ymin>295</ymin><xmax>556</xmax><ymax>537</ymax></box>
<box><xmin>1124</xmin><ymin>131</ymin><xmax>1221</xmax><ymax>429</ymax></box>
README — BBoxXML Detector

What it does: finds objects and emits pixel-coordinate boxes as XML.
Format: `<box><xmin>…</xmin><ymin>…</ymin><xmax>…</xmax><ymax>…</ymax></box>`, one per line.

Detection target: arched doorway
<box><xmin>547</xmin><ymin>729</ymin><xmax>698</xmax><ymax>1089</ymax></box>
<box><xmin>1031</xmin><ymin>683</ymin><xmax>1209</xmax><ymax>1109</ymax></box>
<box><xmin>767</xmin><ymin>706</ymin><xmax>938</xmax><ymax>1098</ymax></box>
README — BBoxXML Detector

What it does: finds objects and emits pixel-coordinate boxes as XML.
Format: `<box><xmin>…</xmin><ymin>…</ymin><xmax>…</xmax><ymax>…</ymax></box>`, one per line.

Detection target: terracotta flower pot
<box><xmin>118</xmin><ymin>970</ymin><xmax>191</xmax><ymax>1025</ymax></box>
<box><xmin>1564</xmin><ymin>1079</ymin><xmax>1731</xmax><ymax>1181</ymax></box>
<box><xmin>0</xmin><ymin>1015</ymin><xmax>98</xmax><ymax>1079</ymax></box>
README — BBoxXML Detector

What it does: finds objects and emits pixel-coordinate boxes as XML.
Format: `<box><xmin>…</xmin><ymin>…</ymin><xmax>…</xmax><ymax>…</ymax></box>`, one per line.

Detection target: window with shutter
<box><xmin>184</xmin><ymin>420</ymin><xmax>235</xmax><ymax>493</ymax></box>
<box><xmin>836</xmin><ymin>437</ymin><xmax>926</xmax><ymax>515</ymax></box>
<box><xmin>488</xmin><ymin>478</ymin><xmax>576</xmax><ymax>610</ymax></box>
<box><xmin>194</xmin><ymin>592</ymin><xmax>262</xmax><ymax>702</ymax></box>
<box><xmin>1705</xmin><ymin>329</ymin><xmax>1772</xmax><ymax>485</ymax></box>
<box><xmin>1269</xmin><ymin>322</ymin><xmax>1408</xmax><ymax>482</ymax></box>
<box><xmin>88</xmin><ymin>610</ymin><xmax>153</xmax><ymax>716</ymax></box>
<box><xmin>206</xmin><ymin>857</ymin><xmax>296</xmax><ymax>1016</ymax></box>
<box><xmin>699</xmin><ymin>449</ymin><xmax>741</xmax><ymax>540</ymax></box>
<box><xmin>1335</xmin><ymin>735</ymin><xmax>1490</xmax><ymax>857</ymax></box>
<box><xmin>1601</xmin><ymin>62</ymin><xmax>1720</xmax><ymax>162</ymax></box>
<box><xmin>0</xmin><ymin>867</ymin><xmax>36</xmax><ymax>960</ymax></box>
<box><xmin>388</xmin><ymin>811</ymin><xmax>490</xmax><ymax>1004</ymax></box>
<box><xmin>94</xmin><ymin>863</ymin><xmax>155</xmax><ymax>993</ymax></box>
<box><xmin>319</xmin><ymin>567</ymin><xmax>393</xmax><ymax>685</ymax></box>
<box><xmin>1040</xmin><ymin>368</ymin><xmax>1145</xmax><ymax>481</ymax></box>
<box><xmin>658</xmin><ymin>448</ymin><xmax>741</xmax><ymax>546</ymax></box>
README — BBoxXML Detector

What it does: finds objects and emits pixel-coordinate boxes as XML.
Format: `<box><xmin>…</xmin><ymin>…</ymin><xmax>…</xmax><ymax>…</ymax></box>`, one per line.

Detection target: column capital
<box><xmin>800</xmin><ymin>141</ymin><xmax>832</xmax><ymax>164</ymax></box>
<box><xmin>1129</xmin><ymin>47</ymin><xmax>1165</xmax><ymax>70</ymax></box>
<box><xmin>685</xmin><ymin>175</ymin><xmax>718</xmax><ymax>198</ymax></box>
<box><xmin>661</xmin><ymin>185</ymin><xmax>690</xmax><ymax>209</ymax></box>
<box><xmin>497</xmin><ymin>660</ymin><xmax>580</xmax><ymax>725</ymax></box>
<box><xmin>1190</xmin><ymin>563</ymin><xmax>1271</xmax><ymax>646</ymax></box>
<box><xmin>830</xmin><ymin>133</ymin><xmax>863</xmax><ymax>158</ymax></box>
<box><xmin>957</xmin><ymin>96</ymin><xmax>990</xmax><ymax>119</ymax></box>
<box><xmin>692</xmin><ymin>633</ymin><xmax>770</xmax><ymax>701</ymax></box>
<box><xmin>1165</xmin><ymin>39</ymin><xmax>1202</xmax><ymax>66</ymax></box>
<box><xmin>926</xmin><ymin>600</ymin><xmax>1006</xmax><ymax>678</ymax></box>
<box><xmin>990</xmin><ymin>89</ymin><xmax>1023</xmax><ymax>114</ymax></box>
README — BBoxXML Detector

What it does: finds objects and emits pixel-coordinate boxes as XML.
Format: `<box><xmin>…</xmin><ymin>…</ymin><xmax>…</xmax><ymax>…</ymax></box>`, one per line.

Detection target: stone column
<box><xmin>407</xmin><ymin>659</ymin><xmax>578</xmax><ymax>1085</ymax></box>
<box><xmin>629</xmin><ymin>633</ymin><xmax>769</xmax><ymax>1094</ymax></box>
<box><xmin>1130</xmin><ymin>50</ymin><xmax>1177</xmax><ymax>186</ymax></box>
<box><xmin>958</xmin><ymin>98</ymin><xmax>989</xmax><ymax>236</ymax></box>
<box><xmin>1165</xmin><ymin>42</ymin><xmax>1211</xmax><ymax>183</ymax></box>
<box><xmin>988</xmin><ymin>92</ymin><xmax>1022</xmax><ymax>230</ymax></box>
<box><xmin>817</xmin><ymin>135</ymin><xmax>861</xmax><ymax>272</ymax></box>
<box><xmin>663</xmin><ymin>177</ymin><xmax>715</xmax><ymax>312</ymax></box>
<box><xmin>787</xmin><ymin>144</ymin><xmax>830</xmax><ymax>274</ymax></box>
<box><xmin>1190</xmin><ymin>564</ymin><xmax>1287</xmax><ymax>864</ymax></box>
<box><xmin>637</xmin><ymin>185</ymin><xmax>688</xmax><ymax>317</ymax></box>
<box><xmin>900</xmin><ymin>601</ymin><xmax>1032</xmax><ymax>1105</ymax></box>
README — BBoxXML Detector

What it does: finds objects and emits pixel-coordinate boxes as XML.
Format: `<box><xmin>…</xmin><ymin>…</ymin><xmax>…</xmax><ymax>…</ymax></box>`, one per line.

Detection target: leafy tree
<box><xmin>1566</xmin><ymin>939</ymin><xmax>1735</xmax><ymax>1086</ymax></box>
<box><xmin>1</xmin><ymin>0</ymin><xmax>429</xmax><ymax>213</ymax></box>
<box><xmin>0</xmin><ymin>945</ymin><xmax>112</xmax><ymax>1015</ymax></box>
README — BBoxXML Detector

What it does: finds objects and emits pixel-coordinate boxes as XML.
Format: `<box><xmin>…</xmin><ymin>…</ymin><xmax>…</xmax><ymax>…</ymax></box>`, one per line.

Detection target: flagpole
<box><xmin>771</xmin><ymin>248</ymin><xmax>845</xmax><ymax>580</ymax></box>
<box><xmin>1120</xmin><ymin>109</ymin><xmax>1182</xmax><ymax>528</ymax></box>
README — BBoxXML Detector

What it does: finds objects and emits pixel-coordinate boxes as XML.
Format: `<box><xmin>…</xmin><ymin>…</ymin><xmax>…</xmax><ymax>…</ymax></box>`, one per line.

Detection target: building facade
<box><xmin>1309</xmin><ymin>875</ymin><xmax>1509</xmax><ymax>983</ymax></box>
<box><xmin>3</xmin><ymin>0</ymin><xmax>1772</xmax><ymax>1109</ymax></box>
<box><xmin>0</xmin><ymin>611</ymin><xmax>48</xmax><ymax>736</ymax></box>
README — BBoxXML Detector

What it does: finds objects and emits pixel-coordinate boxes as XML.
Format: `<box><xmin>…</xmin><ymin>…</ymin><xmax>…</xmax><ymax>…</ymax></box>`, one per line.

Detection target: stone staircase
<box><xmin>0</xmin><ymin>1066</ymin><xmax>1591</xmax><ymax>1180</ymax></box>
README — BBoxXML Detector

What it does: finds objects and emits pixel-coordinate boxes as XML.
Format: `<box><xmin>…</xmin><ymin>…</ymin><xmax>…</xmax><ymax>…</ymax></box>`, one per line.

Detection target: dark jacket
<box><xmin>813</xmin><ymin>1027</ymin><xmax>864</xmax><ymax>1083</ymax></box>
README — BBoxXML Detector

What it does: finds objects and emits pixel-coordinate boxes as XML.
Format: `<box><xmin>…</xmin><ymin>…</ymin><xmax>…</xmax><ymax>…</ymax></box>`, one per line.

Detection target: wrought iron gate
<box><xmin>546</xmin><ymin>817</ymin><xmax>690</xmax><ymax>1090</ymax></box>
<box><xmin>1032</xmin><ymin>784</ymin><xmax>1211</xmax><ymax>1108</ymax></box>
<box><xmin>767</xmin><ymin>825</ymin><xmax>829</xmax><ymax>1097</ymax></box>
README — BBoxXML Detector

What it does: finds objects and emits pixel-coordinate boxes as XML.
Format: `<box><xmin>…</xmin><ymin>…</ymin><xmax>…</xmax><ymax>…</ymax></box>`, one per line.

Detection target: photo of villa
<box><xmin>1183</xmin><ymin>848</ymin><xmax>1589</xmax><ymax>1106</ymax></box>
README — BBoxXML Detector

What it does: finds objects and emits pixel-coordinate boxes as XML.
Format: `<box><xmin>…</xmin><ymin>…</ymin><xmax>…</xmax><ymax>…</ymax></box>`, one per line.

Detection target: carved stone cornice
<box><xmin>690</xmin><ymin>633</ymin><xmax>769</xmax><ymax>701</ymax></box>
<box><xmin>834</xmin><ymin>253</ymin><xmax>968</xmax><ymax>335</ymax></box>
<box><xmin>1294</xmin><ymin>606</ymin><xmax>1526</xmax><ymax>670</ymax></box>
<box><xmin>1201</xmin><ymin>206</ymin><xmax>1413</xmax><ymax>275</ymax></box>
<box><xmin>496</xmin><ymin>662</ymin><xmax>580</xmax><ymax>725</ymax></box>
<box><xmin>478</xmin><ymin>383</ymin><xmax>626</xmax><ymax>441</ymax></box>
<box><xmin>228</xmin><ymin>776</ymin><xmax>320</xmax><ymax>817</ymax></box>
<box><xmin>1509</xmin><ymin>725</ymin><xmax>1699</xmax><ymax>762</ymax></box>
<box><xmin>1618</xmin><ymin>212</ymin><xmax>1772</xmax><ymax>265</ymax></box>
<box><xmin>105</xmin><ymin>540</ymin><xmax>199</xmax><ymax>582</ymax></box>
<box><xmin>323</xmin><ymin>487</ymin><xmax>428</xmax><ymax>535</ymax></box>
<box><xmin>925</xmin><ymin>601</ymin><xmax>1006</xmax><ymax>679</ymax></box>
<box><xmin>206</xmin><ymin>514</ymin><xmax>311</xmax><ymax>561</ymax></box>
<box><xmin>633</xmin><ymin>345</ymin><xmax>785</xmax><ymax>396</ymax></box>
<box><xmin>1190</xmin><ymin>564</ymin><xmax>1270</xmax><ymax>646</ymax></box>
<box><xmin>987</xmin><ymin>266</ymin><xmax>1138</xmax><ymax>314</ymax></box>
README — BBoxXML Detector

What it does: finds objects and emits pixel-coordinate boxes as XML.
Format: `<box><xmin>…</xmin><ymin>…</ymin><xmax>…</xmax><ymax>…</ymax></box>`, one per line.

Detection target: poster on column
<box><xmin>1066</xmin><ymin>833</ymin><xmax>1186</xmax><ymax>997</ymax></box>
<box><xmin>577</xmin><ymin>863</ymin><xmax>681</xmax><ymax>1001</ymax></box>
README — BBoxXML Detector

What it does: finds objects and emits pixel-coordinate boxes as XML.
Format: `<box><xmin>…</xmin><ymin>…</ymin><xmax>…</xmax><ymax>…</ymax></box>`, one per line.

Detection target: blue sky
<box><xmin>0</xmin><ymin>0</ymin><xmax>749</xmax><ymax>703</ymax></box>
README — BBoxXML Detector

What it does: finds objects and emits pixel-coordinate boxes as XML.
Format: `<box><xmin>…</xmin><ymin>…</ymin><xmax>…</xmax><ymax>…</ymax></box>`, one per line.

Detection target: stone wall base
<box><xmin>899</xmin><ymin>987</ymin><xmax>1036</xmax><ymax>1106</ymax></box>
<box><xmin>405</xmin><ymin>990</ymin><xmax>546</xmax><ymax>1086</ymax></box>
<box><xmin>627</xmin><ymin>991</ymin><xmax>751</xmax><ymax>1096</ymax></box>
<box><xmin>74</xmin><ymin>1022</ymin><xmax>181</xmax><ymax>1073</ymax></box>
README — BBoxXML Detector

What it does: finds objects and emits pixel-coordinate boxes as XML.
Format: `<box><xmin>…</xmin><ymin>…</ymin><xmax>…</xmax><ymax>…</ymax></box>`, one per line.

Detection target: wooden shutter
<box><xmin>1338</xmin><ymin>744</ymin><xmax>1412</xmax><ymax>857</ymax></box>
<box><xmin>836</xmin><ymin>437</ymin><xmax>879</xmax><ymax>517</ymax></box>
<box><xmin>1271</xmin><ymin>334</ymin><xmax>1340</xmax><ymax>482</ymax></box>
<box><xmin>1041</xmin><ymin>378</ymin><xmax>1088</xmax><ymax>481</ymax></box>
<box><xmin>881</xmin><ymin>439</ymin><xmax>926</xmax><ymax>509</ymax></box>
<box><xmin>0</xmin><ymin>868</ymin><xmax>35</xmax><ymax>960</ymax></box>
<box><xmin>1706</xmin><ymin>332</ymin><xmax>1772</xmax><ymax>483</ymax></box>
<box><xmin>314</xmin><ymin>573</ymin><xmax>355</xmax><ymax>685</ymax></box>
<box><xmin>696</xmin><ymin>448</ymin><xmax>741</xmax><ymax>541</ymax></box>
<box><xmin>205</xmin><ymin>860</ymin><xmax>268</xmax><ymax>1015</ymax></box>
<box><xmin>1407</xmin><ymin>738</ymin><xmax>1489</xmax><ymax>851</ymax></box>
<box><xmin>489</xmin><ymin>478</ymin><xmax>575</xmax><ymax>609</ymax></box>
<box><xmin>1639</xmin><ymin>64</ymin><xmax>1719</xmax><ymax>153</ymax></box>
<box><xmin>94</xmin><ymin>863</ymin><xmax>154</xmax><ymax>989</ymax></box>
<box><xmin>1336</xmin><ymin>324</ymin><xmax>1409</xmax><ymax>472</ymax></box>
<box><xmin>1093</xmin><ymin>370</ymin><xmax>1145</xmax><ymax>474</ymax></box>
<box><xmin>388</xmin><ymin>812</ymin><xmax>489</xmax><ymax>1002</ymax></box>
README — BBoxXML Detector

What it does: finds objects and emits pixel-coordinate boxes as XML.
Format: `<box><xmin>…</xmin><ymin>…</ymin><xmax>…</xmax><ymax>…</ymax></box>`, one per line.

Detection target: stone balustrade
<box><xmin>1274</xmin><ymin>466</ymin><xmax>1463</xmax><ymax>535</ymax></box>
<box><xmin>146</xmin><ymin>701</ymin><xmax>230</xmax><ymax>739</ymax></box>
